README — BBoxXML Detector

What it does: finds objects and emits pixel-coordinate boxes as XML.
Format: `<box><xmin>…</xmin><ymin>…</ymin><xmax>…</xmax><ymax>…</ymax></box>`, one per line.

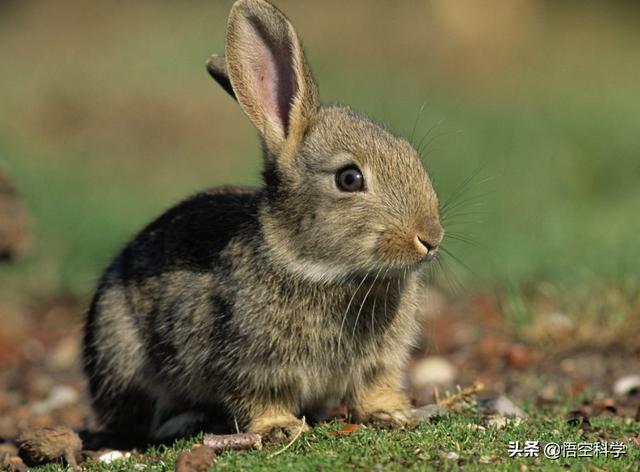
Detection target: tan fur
<box><xmin>83</xmin><ymin>0</ymin><xmax>444</xmax><ymax>443</ymax></box>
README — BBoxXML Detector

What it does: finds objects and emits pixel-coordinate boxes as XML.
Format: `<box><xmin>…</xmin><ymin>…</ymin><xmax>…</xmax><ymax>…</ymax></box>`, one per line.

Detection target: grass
<box><xmin>34</xmin><ymin>410</ymin><xmax>640</xmax><ymax>471</ymax></box>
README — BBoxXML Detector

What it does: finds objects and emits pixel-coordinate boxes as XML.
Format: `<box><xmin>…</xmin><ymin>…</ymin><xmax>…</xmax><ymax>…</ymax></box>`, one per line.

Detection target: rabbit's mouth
<box><xmin>374</xmin><ymin>225</ymin><xmax>444</xmax><ymax>270</ymax></box>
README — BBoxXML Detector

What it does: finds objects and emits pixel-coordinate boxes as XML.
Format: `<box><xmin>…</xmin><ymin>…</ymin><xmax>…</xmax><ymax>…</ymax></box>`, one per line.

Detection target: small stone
<box><xmin>16</xmin><ymin>425</ymin><xmax>81</xmax><ymax>470</ymax></box>
<box><xmin>467</xmin><ymin>424</ymin><xmax>486</xmax><ymax>431</ymax></box>
<box><xmin>47</xmin><ymin>336</ymin><xmax>80</xmax><ymax>371</ymax></box>
<box><xmin>412</xmin><ymin>404</ymin><xmax>446</xmax><ymax>422</ymax></box>
<box><xmin>539</xmin><ymin>312</ymin><xmax>574</xmax><ymax>338</ymax></box>
<box><xmin>493</xmin><ymin>396</ymin><xmax>526</xmax><ymax>418</ymax></box>
<box><xmin>411</xmin><ymin>356</ymin><xmax>457</xmax><ymax>388</ymax></box>
<box><xmin>98</xmin><ymin>450</ymin><xmax>126</xmax><ymax>463</ymax></box>
<box><xmin>445</xmin><ymin>451</ymin><xmax>459</xmax><ymax>460</ymax></box>
<box><xmin>487</xmin><ymin>415</ymin><xmax>507</xmax><ymax>429</ymax></box>
<box><xmin>613</xmin><ymin>375</ymin><xmax>640</xmax><ymax>396</ymax></box>
<box><xmin>175</xmin><ymin>446</ymin><xmax>216</xmax><ymax>472</ymax></box>
<box><xmin>478</xmin><ymin>395</ymin><xmax>526</xmax><ymax>418</ymax></box>
<box><xmin>505</xmin><ymin>344</ymin><xmax>532</xmax><ymax>368</ymax></box>
<box><xmin>0</xmin><ymin>453</ymin><xmax>27</xmax><ymax>472</ymax></box>
<box><xmin>0</xmin><ymin>443</ymin><xmax>18</xmax><ymax>456</ymax></box>
<box><xmin>479</xmin><ymin>454</ymin><xmax>497</xmax><ymax>464</ymax></box>
<box><xmin>30</xmin><ymin>385</ymin><xmax>78</xmax><ymax>415</ymax></box>
<box><xmin>486</xmin><ymin>415</ymin><xmax>522</xmax><ymax>429</ymax></box>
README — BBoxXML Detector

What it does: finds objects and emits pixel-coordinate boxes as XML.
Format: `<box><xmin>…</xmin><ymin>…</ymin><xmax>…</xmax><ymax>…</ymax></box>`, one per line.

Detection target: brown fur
<box><xmin>83</xmin><ymin>0</ymin><xmax>444</xmax><ymax>442</ymax></box>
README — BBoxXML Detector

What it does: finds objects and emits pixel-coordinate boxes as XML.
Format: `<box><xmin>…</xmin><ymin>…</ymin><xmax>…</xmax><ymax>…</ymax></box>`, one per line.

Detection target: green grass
<box><xmin>34</xmin><ymin>410</ymin><xmax>640</xmax><ymax>471</ymax></box>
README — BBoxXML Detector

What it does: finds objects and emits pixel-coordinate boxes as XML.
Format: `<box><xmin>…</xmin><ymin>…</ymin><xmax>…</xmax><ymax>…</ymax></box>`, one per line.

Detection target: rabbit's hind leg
<box><xmin>150</xmin><ymin>399</ymin><xmax>232</xmax><ymax>441</ymax></box>
<box><xmin>151</xmin><ymin>411</ymin><xmax>209</xmax><ymax>440</ymax></box>
<box><xmin>90</xmin><ymin>385</ymin><xmax>156</xmax><ymax>442</ymax></box>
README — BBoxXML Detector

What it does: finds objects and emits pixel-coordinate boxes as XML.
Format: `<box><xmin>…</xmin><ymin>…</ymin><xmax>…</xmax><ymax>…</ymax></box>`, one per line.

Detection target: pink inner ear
<box><xmin>249</xmin><ymin>18</ymin><xmax>297</xmax><ymax>137</ymax></box>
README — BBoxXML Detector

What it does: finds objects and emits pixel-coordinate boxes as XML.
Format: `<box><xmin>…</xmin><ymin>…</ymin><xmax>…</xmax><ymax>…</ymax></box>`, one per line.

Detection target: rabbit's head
<box><xmin>208</xmin><ymin>0</ymin><xmax>443</xmax><ymax>283</ymax></box>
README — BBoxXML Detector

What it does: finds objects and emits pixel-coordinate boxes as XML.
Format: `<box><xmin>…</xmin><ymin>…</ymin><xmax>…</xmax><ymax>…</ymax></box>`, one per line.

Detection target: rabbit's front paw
<box><xmin>250</xmin><ymin>413</ymin><xmax>309</xmax><ymax>443</ymax></box>
<box><xmin>349</xmin><ymin>380</ymin><xmax>414</xmax><ymax>429</ymax></box>
<box><xmin>361</xmin><ymin>408</ymin><xmax>414</xmax><ymax>429</ymax></box>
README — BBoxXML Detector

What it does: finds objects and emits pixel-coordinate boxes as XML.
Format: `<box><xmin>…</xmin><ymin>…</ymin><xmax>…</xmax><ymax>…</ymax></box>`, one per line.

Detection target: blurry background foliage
<box><xmin>1</xmin><ymin>0</ymin><xmax>639</xmax><ymax>299</ymax></box>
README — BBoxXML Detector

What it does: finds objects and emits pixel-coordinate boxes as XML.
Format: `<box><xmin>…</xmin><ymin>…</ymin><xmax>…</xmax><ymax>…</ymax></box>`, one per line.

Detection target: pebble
<box><xmin>478</xmin><ymin>395</ymin><xmax>526</xmax><ymax>418</ymax></box>
<box><xmin>486</xmin><ymin>415</ymin><xmax>508</xmax><ymax>429</ymax></box>
<box><xmin>412</xmin><ymin>404</ymin><xmax>447</xmax><ymax>423</ymax></box>
<box><xmin>411</xmin><ymin>356</ymin><xmax>457</xmax><ymax>388</ymax></box>
<box><xmin>613</xmin><ymin>375</ymin><xmax>640</xmax><ymax>396</ymax></box>
<box><xmin>47</xmin><ymin>336</ymin><xmax>80</xmax><ymax>371</ymax></box>
<box><xmin>98</xmin><ymin>450</ymin><xmax>129</xmax><ymax>463</ymax></box>
<box><xmin>16</xmin><ymin>425</ymin><xmax>81</xmax><ymax>470</ymax></box>
<box><xmin>30</xmin><ymin>386</ymin><xmax>78</xmax><ymax>415</ymax></box>
<box><xmin>539</xmin><ymin>312</ymin><xmax>574</xmax><ymax>337</ymax></box>
<box><xmin>493</xmin><ymin>396</ymin><xmax>526</xmax><ymax>417</ymax></box>
<box><xmin>0</xmin><ymin>454</ymin><xmax>27</xmax><ymax>472</ymax></box>
<box><xmin>174</xmin><ymin>446</ymin><xmax>216</xmax><ymax>472</ymax></box>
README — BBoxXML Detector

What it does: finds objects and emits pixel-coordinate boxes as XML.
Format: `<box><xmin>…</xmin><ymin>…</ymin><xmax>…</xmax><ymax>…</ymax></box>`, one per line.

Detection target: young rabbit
<box><xmin>83</xmin><ymin>0</ymin><xmax>444</xmax><ymax>442</ymax></box>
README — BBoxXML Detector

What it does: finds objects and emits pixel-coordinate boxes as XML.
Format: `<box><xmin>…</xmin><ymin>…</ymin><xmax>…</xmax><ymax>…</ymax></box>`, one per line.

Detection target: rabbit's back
<box><xmin>83</xmin><ymin>187</ymin><xmax>262</xmax><ymax>436</ymax></box>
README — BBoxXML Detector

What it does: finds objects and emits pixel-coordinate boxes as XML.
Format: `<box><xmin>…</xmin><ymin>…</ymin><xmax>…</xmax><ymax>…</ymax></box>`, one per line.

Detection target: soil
<box><xmin>1</xmin><ymin>291</ymin><xmax>639</xmax><ymax>457</ymax></box>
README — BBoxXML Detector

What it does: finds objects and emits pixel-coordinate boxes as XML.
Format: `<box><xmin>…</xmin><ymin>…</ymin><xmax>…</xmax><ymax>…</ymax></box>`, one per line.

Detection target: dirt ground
<box><xmin>1</xmin><ymin>289</ymin><xmax>639</xmax><ymax>450</ymax></box>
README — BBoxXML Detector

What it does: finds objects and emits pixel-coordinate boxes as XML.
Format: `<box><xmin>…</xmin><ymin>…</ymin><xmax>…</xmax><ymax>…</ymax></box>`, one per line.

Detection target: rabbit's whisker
<box><xmin>418</xmin><ymin>128</ymin><xmax>459</xmax><ymax>157</ymax></box>
<box><xmin>444</xmin><ymin>232</ymin><xmax>483</xmax><ymax>250</ymax></box>
<box><xmin>377</xmin><ymin>267</ymin><xmax>392</xmax><ymax>335</ymax></box>
<box><xmin>409</xmin><ymin>101</ymin><xmax>428</xmax><ymax>147</ymax></box>
<box><xmin>351</xmin><ymin>266</ymin><xmax>384</xmax><ymax>342</ymax></box>
<box><xmin>337</xmin><ymin>273</ymin><xmax>368</xmax><ymax>352</ymax></box>
<box><xmin>440</xmin><ymin>246</ymin><xmax>477</xmax><ymax>278</ymax></box>
<box><xmin>433</xmin><ymin>255</ymin><xmax>462</xmax><ymax>295</ymax></box>
<box><xmin>439</xmin><ymin>165</ymin><xmax>486</xmax><ymax>215</ymax></box>
<box><xmin>416</xmin><ymin>118</ymin><xmax>446</xmax><ymax>156</ymax></box>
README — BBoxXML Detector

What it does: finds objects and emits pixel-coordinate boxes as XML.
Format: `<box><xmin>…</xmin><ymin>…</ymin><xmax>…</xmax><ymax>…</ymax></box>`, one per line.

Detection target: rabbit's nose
<box><xmin>414</xmin><ymin>234</ymin><xmax>439</xmax><ymax>261</ymax></box>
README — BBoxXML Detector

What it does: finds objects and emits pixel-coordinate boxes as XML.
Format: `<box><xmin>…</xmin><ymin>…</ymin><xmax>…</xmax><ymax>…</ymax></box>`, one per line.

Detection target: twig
<box><xmin>438</xmin><ymin>381</ymin><xmax>484</xmax><ymax>409</ymax></box>
<box><xmin>203</xmin><ymin>432</ymin><xmax>262</xmax><ymax>452</ymax></box>
<box><xmin>267</xmin><ymin>416</ymin><xmax>306</xmax><ymax>459</ymax></box>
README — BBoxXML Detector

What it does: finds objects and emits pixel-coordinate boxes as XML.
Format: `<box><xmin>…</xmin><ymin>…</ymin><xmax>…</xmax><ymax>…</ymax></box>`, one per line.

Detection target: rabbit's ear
<box><xmin>206</xmin><ymin>54</ymin><xmax>236</xmax><ymax>101</ymax></box>
<box><xmin>225</xmin><ymin>0</ymin><xmax>319</xmax><ymax>157</ymax></box>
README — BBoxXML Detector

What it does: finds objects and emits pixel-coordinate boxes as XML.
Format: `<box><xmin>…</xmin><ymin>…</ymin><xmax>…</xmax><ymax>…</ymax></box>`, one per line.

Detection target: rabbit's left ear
<box><xmin>224</xmin><ymin>0</ymin><xmax>320</xmax><ymax>158</ymax></box>
<box><xmin>206</xmin><ymin>54</ymin><xmax>236</xmax><ymax>101</ymax></box>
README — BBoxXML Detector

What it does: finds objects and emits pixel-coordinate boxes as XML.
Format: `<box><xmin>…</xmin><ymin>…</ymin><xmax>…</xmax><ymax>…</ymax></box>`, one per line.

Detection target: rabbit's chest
<box><xmin>280</xmin><ymin>303</ymin><xmax>402</xmax><ymax>403</ymax></box>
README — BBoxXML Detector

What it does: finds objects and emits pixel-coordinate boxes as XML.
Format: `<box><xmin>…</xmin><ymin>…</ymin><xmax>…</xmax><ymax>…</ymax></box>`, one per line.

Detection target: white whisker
<box><xmin>351</xmin><ymin>266</ymin><xmax>383</xmax><ymax>342</ymax></box>
<box><xmin>337</xmin><ymin>273</ymin><xmax>368</xmax><ymax>353</ymax></box>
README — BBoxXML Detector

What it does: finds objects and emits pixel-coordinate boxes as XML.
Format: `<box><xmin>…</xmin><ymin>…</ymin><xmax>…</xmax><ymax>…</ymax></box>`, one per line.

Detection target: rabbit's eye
<box><xmin>336</xmin><ymin>166</ymin><xmax>365</xmax><ymax>192</ymax></box>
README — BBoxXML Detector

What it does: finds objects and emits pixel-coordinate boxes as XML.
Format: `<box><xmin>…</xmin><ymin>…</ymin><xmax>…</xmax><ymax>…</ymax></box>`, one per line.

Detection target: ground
<box><xmin>0</xmin><ymin>289</ymin><xmax>638</xmax><ymax>470</ymax></box>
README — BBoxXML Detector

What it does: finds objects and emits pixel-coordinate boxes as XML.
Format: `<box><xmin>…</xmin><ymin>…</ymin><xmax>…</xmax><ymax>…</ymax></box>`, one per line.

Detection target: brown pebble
<box><xmin>0</xmin><ymin>443</ymin><xmax>19</xmax><ymax>456</ymax></box>
<box><xmin>0</xmin><ymin>453</ymin><xmax>28</xmax><ymax>472</ymax></box>
<box><xmin>16</xmin><ymin>425</ymin><xmax>81</xmax><ymax>470</ymax></box>
<box><xmin>175</xmin><ymin>446</ymin><xmax>216</xmax><ymax>472</ymax></box>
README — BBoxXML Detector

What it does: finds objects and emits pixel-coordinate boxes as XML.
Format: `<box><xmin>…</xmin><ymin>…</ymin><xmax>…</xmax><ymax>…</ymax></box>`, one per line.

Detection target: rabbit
<box><xmin>83</xmin><ymin>0</ymin><xmax>444</xmax><ymax>443</ymax></box>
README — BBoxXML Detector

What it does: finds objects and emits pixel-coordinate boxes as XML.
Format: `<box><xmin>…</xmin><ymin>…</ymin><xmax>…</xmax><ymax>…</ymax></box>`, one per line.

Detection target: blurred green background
<box><xmin>1</xmin><ymin>0</ymin><xmax>639</xmax><ymax>299</ymax></box>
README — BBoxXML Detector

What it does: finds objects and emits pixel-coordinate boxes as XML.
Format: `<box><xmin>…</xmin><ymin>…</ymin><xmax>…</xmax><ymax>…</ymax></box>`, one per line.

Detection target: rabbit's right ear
<box><xmin>225</xmin><ymin>0</ymin><xmax>319</xmax><ymax>159</ymax></box>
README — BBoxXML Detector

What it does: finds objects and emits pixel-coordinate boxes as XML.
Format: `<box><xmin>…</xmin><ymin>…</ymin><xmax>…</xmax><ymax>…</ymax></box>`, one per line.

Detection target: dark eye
<box><xmin>336</xmin><ymin>166</ymin><xmax>365</xmax><ymax>192</ymax></box>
